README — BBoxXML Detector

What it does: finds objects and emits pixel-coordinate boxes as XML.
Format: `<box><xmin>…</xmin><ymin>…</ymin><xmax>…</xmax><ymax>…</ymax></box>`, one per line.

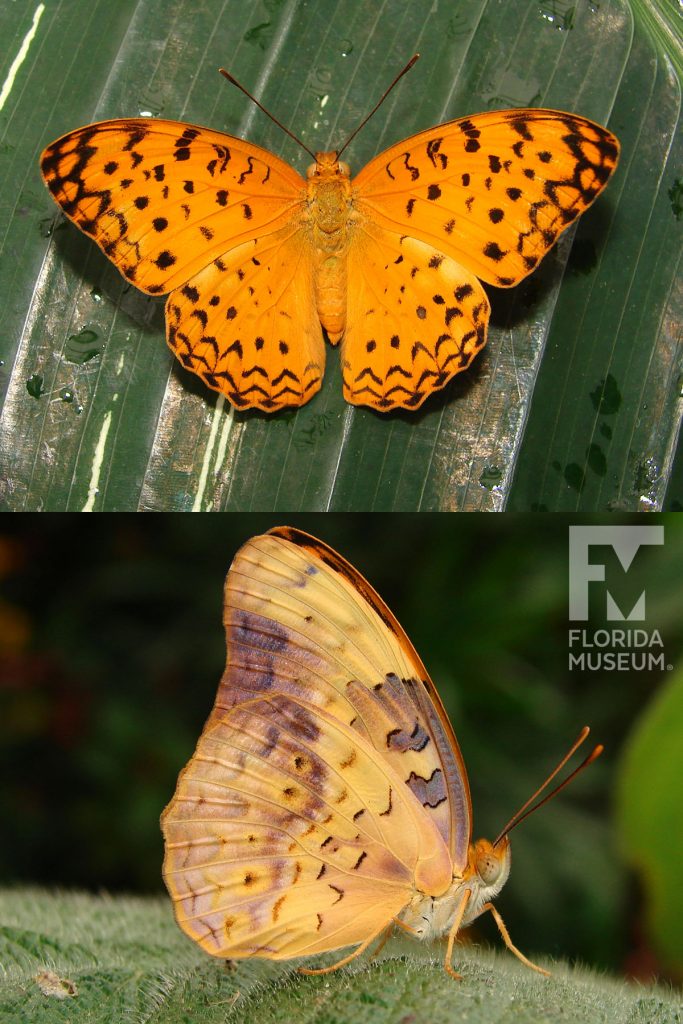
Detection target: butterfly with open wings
<box><xmin>40</xmin><ymin>58</ymin><xmax>619</xmax><ymax>413</ymax></box>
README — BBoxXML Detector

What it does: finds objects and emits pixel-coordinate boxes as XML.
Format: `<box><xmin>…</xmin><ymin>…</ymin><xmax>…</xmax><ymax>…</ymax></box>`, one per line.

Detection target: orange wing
<box><xmin>165</xmin><ymin>224</ymin><xmax>323</xmax><ymax>410</ymax></box>
<box><xmin>353</xmin><ymin>108</ymin><xmax>619</xmax><ymax>288</ymax></box>
<box><xmin>342</xmin><ymin>223</ymin><xmax>489</xmax><ymax>409</ymax></box>
<box><xmin>41</xmin><ymin>119</ymin><xmax>324</xmax><ymax>410</ymax></box>
<box><xmin>340</xmin><ymin>107</ymin><xmax>618</xmax><ymax>409</ymax></box>
<box><xmin>40</xmin><ymin>119</ymin><xmax>305</xmax><ymax>294</ymax></box>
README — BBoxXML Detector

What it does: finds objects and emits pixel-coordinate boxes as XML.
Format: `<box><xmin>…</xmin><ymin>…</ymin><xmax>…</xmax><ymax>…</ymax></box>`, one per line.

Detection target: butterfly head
<box><xmin>306</xmin><ymin>152</ymin><xmax>351</xmax><ymax>181</ymax></box>
<box><xmin>453</xmin><ymin>836</ymin><xmax>511</xmax><ymax>927</ymax></box>
<box><xmin>470</xmin><ymin>835</ymin><xmax>511</xmax><ymax>889</ymax></box>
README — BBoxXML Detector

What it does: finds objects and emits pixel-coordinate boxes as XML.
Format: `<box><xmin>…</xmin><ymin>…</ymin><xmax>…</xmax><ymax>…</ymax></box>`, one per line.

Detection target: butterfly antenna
<box><xmin>219</xmin><ymin>68</ymin><xmax>317</xmax><ymax>161</ymax></box>
<box><xmin>493</xmin><ymin>727</ymin><xmax>603</xmax><ymax>847</ymax></box>
<box><xmin>336</xmin><ymin>53</ymin><xmax>420</xmax><ymax>159</ymax></box>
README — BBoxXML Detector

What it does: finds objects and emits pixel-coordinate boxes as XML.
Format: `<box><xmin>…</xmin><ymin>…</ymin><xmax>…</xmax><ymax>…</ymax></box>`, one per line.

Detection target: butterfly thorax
<box><xmin>399</xmin><ymin>837</ymin><xmax>511</xmax><ymax>941</ymax></box>
<box><xmin>305</xmin><ymin>152</ymin><xmax>355</xmax><ymax>344</ymax></box>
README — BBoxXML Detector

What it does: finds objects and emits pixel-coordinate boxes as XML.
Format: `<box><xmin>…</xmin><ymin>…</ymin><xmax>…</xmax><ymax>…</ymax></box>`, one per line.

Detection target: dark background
<box><xmin>1</xmin><ymin>514</ymin><xmax>681</xmax><ymax>980</ymax></box>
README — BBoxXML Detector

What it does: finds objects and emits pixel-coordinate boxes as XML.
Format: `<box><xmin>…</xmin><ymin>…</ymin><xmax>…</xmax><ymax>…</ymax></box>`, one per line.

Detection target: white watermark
<box><xmin>568</xmin><ymin>526</ymin><xmax>669</xmax><ymax>671</ymax></box>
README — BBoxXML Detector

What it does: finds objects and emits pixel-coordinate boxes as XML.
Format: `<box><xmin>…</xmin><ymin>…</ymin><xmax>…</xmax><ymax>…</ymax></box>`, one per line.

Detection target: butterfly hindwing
<box><xmin>166</xmin><ymin>225</ymin><xmax>324</xmax><ymax>410</ymax></box>
<box><xmin>161</xmin><ymin>691</ymin><xmax>451</xmax><ymax>959</ymax></box>
<box><xmin>353</xmin><ymin>108</ymin><xmax>619</xmax><ymax>288</ymax></box>
<box><xmin>343</xmin><ymin>222</ymin><xmax>489</xmax><ymax>409</ymax></box>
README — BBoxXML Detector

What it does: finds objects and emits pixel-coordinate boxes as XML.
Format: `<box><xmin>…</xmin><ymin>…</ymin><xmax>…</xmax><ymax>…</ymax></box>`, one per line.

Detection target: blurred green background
<box><xmin>1</xmin><ymin>514</ymin><xmax>682</xmax><ymax>982</ymax></box>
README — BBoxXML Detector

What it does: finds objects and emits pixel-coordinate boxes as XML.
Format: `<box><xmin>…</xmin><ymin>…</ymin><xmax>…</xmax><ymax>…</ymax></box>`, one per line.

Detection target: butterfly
<box><xmin>160</xmin><ymin>527</ymin><xmax>602</xmax><ymax>978</ymax></box>
<box><xmin>39</xmin><ymin>60</ymin><xmax>619</xmax><ymax>413</ymax></box>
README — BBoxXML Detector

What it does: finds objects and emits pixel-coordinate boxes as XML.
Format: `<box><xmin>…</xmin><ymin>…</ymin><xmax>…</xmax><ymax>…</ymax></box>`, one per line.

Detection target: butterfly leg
<box><xmin>369</xmin><ymin>914</ymin><xmax>425</xmax><ymax>962</ymax></box>
<box><xmin>480</xmin><ymin>903</ymin><xmax>550</xmax><ymax>977</ymax></box>
<box><xmin>444</xmin><ymin>889</ymin><xmax>471</xmax><ymax>980</ymax></box>
<box><xmin>298</xmin><ymin>922</ymin><xmax>390</xmax><ymax>976</ymax></box>
<box><xmin>368</xmin><ymin>925</ymin><xmax>397</xmax><ymax>961</ymax></box>
<box><xmin>392</xmin><ymin>917</ymin><xmax>421</xmax><ymax>937</ymax></box>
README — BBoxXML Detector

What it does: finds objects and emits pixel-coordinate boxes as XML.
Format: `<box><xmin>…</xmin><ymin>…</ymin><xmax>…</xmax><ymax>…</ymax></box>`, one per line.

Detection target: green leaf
<box><xmin>1</xmin><ymin>889</ymin><xmax>680</xmax><ymax>1024</ymax></box>
<box><xmin>616</xmin><ymin>669</ymin><xmax>683</xmax><ymax>974</ymax></box>
<box><xmin>509</xmin><ymin>0</ymin><xmax>682</xmax><ymax>512</ymax></box>
<box><xmin>0</xmin><ymin>0</ymin><xmax>679</xmax><ymax>509</ymax></box>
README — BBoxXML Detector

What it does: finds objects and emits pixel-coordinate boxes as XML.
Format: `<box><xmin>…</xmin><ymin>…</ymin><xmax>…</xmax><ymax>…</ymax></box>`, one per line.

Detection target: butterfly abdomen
<box><xmin>306</xmin><ymin>153</ymin><xmax>355</xmax><ymax>344</ymax></box>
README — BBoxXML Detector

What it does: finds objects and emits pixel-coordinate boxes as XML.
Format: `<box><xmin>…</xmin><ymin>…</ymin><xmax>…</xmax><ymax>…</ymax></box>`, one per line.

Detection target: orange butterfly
<box><xmin>40</xmin><ymin>59</ymin><xmax>619</xmax><ymax>412</ymax></box>
<box><xmin>161</xmin><ymin>527</ymin><xmax>602</xmax><ymax>977</ymax></box>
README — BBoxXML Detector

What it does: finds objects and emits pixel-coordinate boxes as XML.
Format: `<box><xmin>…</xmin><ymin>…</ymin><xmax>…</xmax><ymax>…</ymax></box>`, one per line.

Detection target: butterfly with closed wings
<box><xmin>161</xmin><ymin>527</ymin><xmax>602</xmax><ymax>978</ymax></box>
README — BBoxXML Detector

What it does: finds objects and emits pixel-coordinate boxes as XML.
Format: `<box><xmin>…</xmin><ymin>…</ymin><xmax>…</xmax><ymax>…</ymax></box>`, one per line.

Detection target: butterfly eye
<box><xmin>305</xmin><ymin>162</ymin><xmax>319</xmax><ymax>179</ymax></box>
<box><xmin>338</xmin><ymin>160</ymin><xmax>350</xmax><ymax>177</ymax></box>
<box><xmin>476</xmin><ymin>851</ymin><xmax>501</xmax><ymax>885</ymax></box>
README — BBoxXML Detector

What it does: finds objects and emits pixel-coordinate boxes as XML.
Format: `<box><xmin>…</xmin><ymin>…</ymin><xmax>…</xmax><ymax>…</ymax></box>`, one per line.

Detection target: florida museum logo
<box><xmin>568</xmin><ymin>526</ymin><xmax>669</xmax><ymax>671</ymax></box>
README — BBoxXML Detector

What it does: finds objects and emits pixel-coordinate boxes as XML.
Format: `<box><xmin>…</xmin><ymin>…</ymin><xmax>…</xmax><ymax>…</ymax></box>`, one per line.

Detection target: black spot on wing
<box><xmin>483</xmin><ymin>241</ymin><xmax>507</xmax><ymax>262</ymax></box>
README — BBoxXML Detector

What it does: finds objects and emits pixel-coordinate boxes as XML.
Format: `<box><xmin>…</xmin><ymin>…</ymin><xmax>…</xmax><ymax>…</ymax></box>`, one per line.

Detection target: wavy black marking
<box><xmin>238</xmin><ymin>156</ymin><xmax>255</xmax><ymax>185</ymax></box>
<box><xmin>402</xmin><ymin>152</ymin><xmax>420</xmax><ymax>181</ymax></box>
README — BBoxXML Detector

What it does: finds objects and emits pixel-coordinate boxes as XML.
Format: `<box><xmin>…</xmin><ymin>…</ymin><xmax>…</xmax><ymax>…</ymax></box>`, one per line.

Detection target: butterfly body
<box><xmin>306</xmin><ymin>152</ymin><xmax>354</xmax><ymax>343</ymax></box>
<box><xmin>41</xmin><ymin>98</ymin><xmax>618</xmax><ymax>412</ymax></box>
<box><xmin>398</xmin><ymin>836</ymin><xmax>511</xmax><ymax>942</ymax></box>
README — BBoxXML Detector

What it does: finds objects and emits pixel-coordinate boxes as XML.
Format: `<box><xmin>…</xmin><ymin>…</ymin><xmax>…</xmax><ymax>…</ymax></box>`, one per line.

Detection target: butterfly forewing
<box><xmin>40</xmin><ymin>119</ymin><xmax>305</xmax><ymax>294</ymax></box>
<box><xmin>206</xmin><ymin>527</ymin><xmax>471</xmax><ymax>870</ymax></box>
<box><xmin>353</xmin><ymin>108</ymin><xmax>620</xmax><ymax>288</ymax></box>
